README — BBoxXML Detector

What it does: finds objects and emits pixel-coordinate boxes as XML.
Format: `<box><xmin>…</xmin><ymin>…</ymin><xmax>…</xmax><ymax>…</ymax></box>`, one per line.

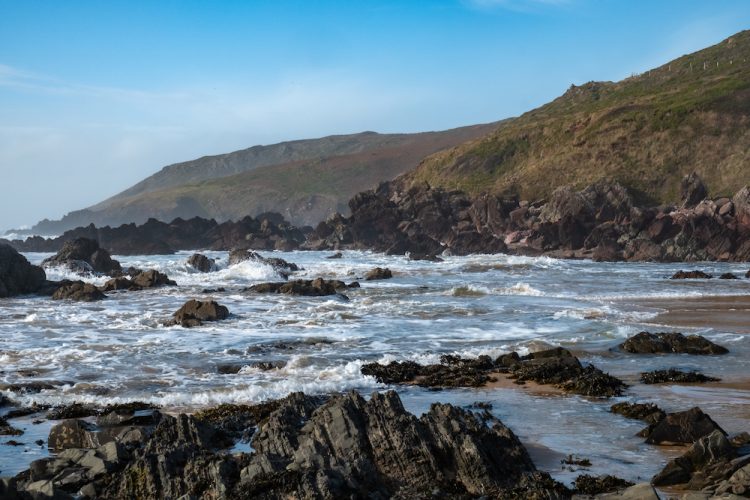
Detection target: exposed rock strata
<box><xmin>4</xmin><ymin>391</ymin><xmax>570</xmax><ymax>499</ymax></box>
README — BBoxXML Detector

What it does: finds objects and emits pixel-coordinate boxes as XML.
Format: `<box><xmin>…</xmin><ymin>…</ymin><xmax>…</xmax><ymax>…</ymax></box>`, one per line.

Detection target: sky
<box><xmin>1</xmin><ymin>0</ymin><xmax>749</xmax><ymax>231</ymax></box>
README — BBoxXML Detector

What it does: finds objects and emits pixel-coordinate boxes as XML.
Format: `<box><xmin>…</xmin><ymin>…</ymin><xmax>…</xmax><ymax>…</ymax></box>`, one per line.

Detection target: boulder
<box><xmin>0</xmin><ymin>243</ymin><xmax>46</xmax><ymax>297</ymax></box>
<box><xmin>573</xmin><ymin>474</ymin><xmax>634</xmax><ymax>495</ymax></box>
<box><xmin>680</xmin><ymin>172</ymin><xmax>708</xmax><ymax>208</ymax></box>
<box><xmin>99</xmin><ymin>277</ymin><xmax>141</xmax><ymax>292</ymax></box>
<box><xmin>48</xmin><ymin>419</ymin><xmax>101</xmax><ymax>451</ymax></box>
<box><xmin>643</xmin><ymin>407</ymin><xmax>726</xmax><ymax>445</ymax></box>
<box><xmin>131</xmin><ymin>270</ymin><xmax>176</xmax><ymax>288</ymax></box>
<box><xmin>619</xmin><ymin>331</ymin><xmax>728</xmax><ymax>355</ymax></box>
<box><xmin>167</xmin><ymin>299</ymin><xmax>229</xmax><ymax>327</ymax></box>
<box><xmin>364</xmin><ymin>267</ymin><xmax>393</xmax><ymax>280</ymax></box>
<box><xmin>187</xmin><ymin>253</ymin><xmax>216</xmax><ymax>273</ymax></box>
<box><xmin>42</xmin><ymin>237</ymin><xmax>121</xmax><ymax>275</ymax></box>
<box><xmin>51</xmin><ymin>282</ymin><xmax>106</xmax><ymax>302</ymax></box>
<box><xmin>719</xmin><ymin>272</ymin><xmax>739</xmax><ymax>279</ymax></box>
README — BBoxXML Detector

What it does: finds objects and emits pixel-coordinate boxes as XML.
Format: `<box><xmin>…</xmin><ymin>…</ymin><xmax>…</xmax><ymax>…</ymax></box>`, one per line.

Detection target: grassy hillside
<box><xmin>72</xmin><ymin>123</ymin><xmax>499</xmax><ymax>228</ymax></box>
<box><xmin>408</xmin><ymin>30</ymin><xmax>750</xmax><ymax>204</ymax></box>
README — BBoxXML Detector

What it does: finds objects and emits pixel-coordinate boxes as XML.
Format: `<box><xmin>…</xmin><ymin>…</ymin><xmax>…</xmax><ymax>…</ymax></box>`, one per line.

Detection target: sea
<box><xmin>1</xmin><ymin>249</ymin><xmax>749</xmax><ymax>485</ymax></box>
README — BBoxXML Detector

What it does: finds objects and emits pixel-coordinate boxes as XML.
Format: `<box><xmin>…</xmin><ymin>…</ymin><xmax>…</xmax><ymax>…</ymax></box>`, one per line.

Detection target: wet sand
<box><xmin>637</xmin><ymin>294</ymin><xmax>750</xmax><ymax>334</ymax></box>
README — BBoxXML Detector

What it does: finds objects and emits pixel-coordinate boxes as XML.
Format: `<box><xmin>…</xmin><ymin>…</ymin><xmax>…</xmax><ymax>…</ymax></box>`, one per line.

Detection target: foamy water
<box><xmin>1</xmin><ymin>250</ymin><xmax>749</xmax><ymax>482</ymax></box>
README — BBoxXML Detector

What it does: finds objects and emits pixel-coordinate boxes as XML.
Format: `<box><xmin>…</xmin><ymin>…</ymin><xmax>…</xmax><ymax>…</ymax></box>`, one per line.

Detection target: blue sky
<box><xmin>1</xmin><ymin>0</ymin><xmax>749</xmax><ymax>230</ymax></box>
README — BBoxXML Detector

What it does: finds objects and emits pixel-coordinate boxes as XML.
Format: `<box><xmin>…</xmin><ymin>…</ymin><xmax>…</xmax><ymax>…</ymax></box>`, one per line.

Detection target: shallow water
<box><xmin>1</xmin><ymin>250</ymin><xmax>749</xmax><ymax>483</ymax></box>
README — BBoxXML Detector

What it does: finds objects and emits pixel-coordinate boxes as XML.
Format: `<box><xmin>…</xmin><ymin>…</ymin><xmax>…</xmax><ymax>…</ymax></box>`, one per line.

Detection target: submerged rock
<box><xmin>187</xmin><ymin>253</ymin><xmax>216</xmax><ymax>273</ymax></box>
<box><xmin>227</xmin><ymin>248</ymin><xmax>299</xmax><ymax>277</ymax></box>
<box><xmin>42</xmin><ymin>237</ymin><xmax>122</xmax><ymax>276</ymax></box>
<box><xmin>619</xmin><ymin>331</ymin><xmax>728</xmax><ymax>355</ymax></box>
<box><xmin>573</xmin><ymin>474</ymin><xmax>634</xmax><ymax>495</ymax></box>
<box><xmin>0</xmin><ymin>416</ymin><xmax>23</xmax><ymax>436</ymax></box>
<box><xmin>0</xmin><ymin>243</ymin><xmax>46</xmax><ymax>298</ymax></box>
<box><xmin>719</xmin><ymin>272</ymin><xmax>740</xmax><ymax>279</ymax></box>
<box><xmin>245</xmin><ymin>278</ymin><xmax>348</xmax><ymax>297</ymax></box>
<box><xmin>640</xmin><ymin>368</ymin><xmax>721</xmax><ymax>384</ymax></box>
<box><xmin>51</xmin><ymin>281</ymin><xmax>106</xmax><ymax>302</ymax></box>
<box><xmin>670</xmin><ymin>270</ymin><xmax>713</xmax><ymax>279</ymax></box>
<box><xmin>364</xmin><ymin>266</ymin><xmax>393</xmax><ymax>280</ymax></box>
<box><xmin>166</xmin><ymin>299</ymin><xmax>229</xmax><ymax>327</ymax></box>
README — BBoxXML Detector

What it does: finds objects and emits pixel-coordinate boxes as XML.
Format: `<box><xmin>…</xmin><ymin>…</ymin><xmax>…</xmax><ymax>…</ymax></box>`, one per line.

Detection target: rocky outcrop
<box><xmin>640</xmin><ymin>368</ymin><xmax>720</xmax><ymax>384</ymax></box>
<box><xmin>9</xmin><ymin>214</ymin><xmax>306</xmax><ymax>256</ymax></box>
<box><xmin>166</xmin><ymin>299</ymin><xmax>230</xmax><ymax>327</ymax></box>
<box><xmin>51</xmin><ymin>281</ymin><xmax>106</xmax><ymax>302</ymax></box>
<box><xmin>245</xmin><ymin>278</ymin><xmax>350</xmax><ymax>297</ymax></box>
<box><xmin>573</xmin><ymin>474</ymin><xmax>634</xmax><ymax>495</ymax></box>
<box><xmin>303</xmin><ymin>177</ymin><xmax>750</xmax><ymax>262</ymax></box>
<box><xmin>41</xmin><ymin>237</ymin><xmax>122</xmax><ymax>275</ymax></box>
<box><xmin>619</xmin><ymin>331</ymin><xmax>729</xmax><ymax>355</ymax></box>
<box><xmin>5</xmin><ymin>391</ymin><xmax>569</xmax><ymax>499</ymax></box>
<box><xmin>362</xmin><ymin>348</ymin><xmax>626</xmax><ymax>397</ymax></box>
<box><xmin>187</xmin><ymin>253</ymin><xmax>216</xmax><ymax>273</ymax></box>
<box><xmin>0</xmin><ymin>243</ymin><xmax>46</xmax><ymax>298</ymax></box>
<box><xmin>670</xmin><ymin>270</ymin><xmax>713</xmax><ymax>279</ymax></box>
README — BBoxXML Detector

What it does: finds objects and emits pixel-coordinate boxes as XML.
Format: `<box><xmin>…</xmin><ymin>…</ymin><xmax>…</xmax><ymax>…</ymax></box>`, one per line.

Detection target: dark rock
<box><xmin>245</xmin><ymin>278</ymin><xmax>347</xmax><ymax>297</ymax></box>
<box><xmin>187</xmin><ymin>253</ymin><xmax>216</xmax><ymax>273</ymax></box>
<box><xmin>562</xmin><ymin>454</ymin><xmax>592</xmax><ymax>467</ymax></box>
<box><xmin>42</xmin><ymin>237</ymin><xmax>121</xmax><ymax>275</ymax></box>
<box><xmin>619</xmin><ymin>331</ymin><xmax>729</xmax><ymax>355</ymax></box>
<box><xmin>325</xmin><ymin>252</ymin><xmax>343</xmax><ymax>259</ymax></box>
<box><xmin>51</xmin><ymin>281</ymin><xmax>106</xmax><ymax>302</ymax></box>
<box><xmin>100</xmin><ymin>276</ymin><xmax>141</xmax><ymax>292</ymax></box>
<box><xmin>0</xmin><ymin>416</ymin><xmax>23</xmax><ymax>436</ymax></box>
<box><xmin>0</xmin><ymin>244</ymin><xmax>47</xmax><ymax>297</ymax></box>
<box><xmin>166</xmin><ymin>299</ymin><xmax>229</xmax><ymax>327</ymax></box>
<box><xmin>408</xmin><ymin>252</ymin><xmax>444</xmax><ymax>261</ymax></box>
<box><xmin>719</xmin><ymin>272</ymin><xmax>739</xmax><ymax>279</ymax></box>
<box><xmin>643</xmin><ymin>407</ymin><xmax>726</xmax><ymax>445</ymax></box>
<box><xmin>574</xmin><ymin>474</ymin><xmax>634</xmax><ymax>495</ymax></box>
<box><xmin>610</xmin><ymin>402</ymin><xmax>666</xmax><ymax>424</ymax></box>
<box><xmin>652</xmin><ymin>429</ymin><xmax>737</xmax><ymax>489</ymax></box>
<box><xmin>232</xmin><ymin>390</ymin><xmax>566</xmax><ymax>498</ymax></box>
<box><xmin>227</xmin><ymin>249</ymin><xmax>299</xmax><ymax>277</ymax></box>
<box><xmin>46</xmin><ymin>403</ymin><xmax>98</xmax><ymax>420</ymax></box>
<box><xmin>364</xmin><ymin>267</ymin><xmax>393</xmax><ymax>280</ymax></box>
<box><xmin>131</xmin><ymin>270</ymin><xmax>176</xmax><ymax>288</ymax></box>
<box><xmin>640</xmin><ymin>368</ymin><xmax>721</xmax><ymax>384</ymax></box>
<box><xmin>363</xmin><ymin>348</ymin><xmax>625</xmax><ymax>397</ymax></box>
<box><xmin>681</xmin><ymin>172</ymin><xmax>708</xmax><ymax>208</ymax></box>
<box><xmin>671</xmin><ymin>270</ymin><xmax>713</xmax><ymax>279</ymax></box>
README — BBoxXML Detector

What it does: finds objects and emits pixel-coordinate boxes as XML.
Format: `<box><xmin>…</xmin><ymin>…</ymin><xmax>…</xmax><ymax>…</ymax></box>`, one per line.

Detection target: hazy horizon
<box><xmin>2</xmin><ymin>0</ymin><xmax>750</xmax><ymax>231</ymax></box>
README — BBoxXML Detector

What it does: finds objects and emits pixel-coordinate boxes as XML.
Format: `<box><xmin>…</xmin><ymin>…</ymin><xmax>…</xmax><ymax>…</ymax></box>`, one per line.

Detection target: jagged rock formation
<box><xmin>0</xmin><ymin>244</ymin><xmax>46</xmax><ymax>298</ymax></box>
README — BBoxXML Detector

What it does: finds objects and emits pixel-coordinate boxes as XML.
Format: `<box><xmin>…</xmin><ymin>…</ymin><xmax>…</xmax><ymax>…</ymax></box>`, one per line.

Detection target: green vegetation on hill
<box><xmin>409</xmin><ymin>30</ymin><xmax>750</xmax><ymax>203</ymax></box>
<box><xmin>48</xmin><ymin>123</ymin><xmax>498</xmax><ymax>230</ymax></box>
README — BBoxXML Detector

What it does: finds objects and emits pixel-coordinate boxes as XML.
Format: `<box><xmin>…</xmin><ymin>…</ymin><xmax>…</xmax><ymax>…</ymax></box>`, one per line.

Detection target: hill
<box><xmin>31</xmin><ymin>124</ymin><xmax>499</xmax><ymax>233</ymax></box>
<box><xmin>407</xmin><ymin>31</ymin><xmax>750</xmax><ymax>204</ymax></box>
